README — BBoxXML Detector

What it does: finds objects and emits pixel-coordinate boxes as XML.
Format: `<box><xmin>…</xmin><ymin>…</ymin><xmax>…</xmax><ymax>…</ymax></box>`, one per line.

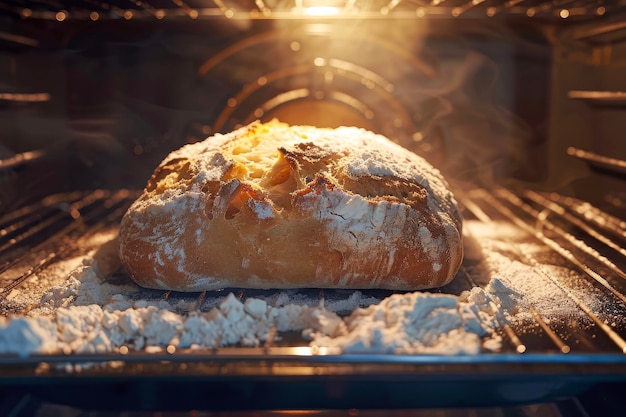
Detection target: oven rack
<box><xmin>0</xmin><ymin>186</ymin><xmax>625</xmax><ymax>355</ymax></box>
<box><xmin>1</xmin><ymin>187</ymin><xmax>626</xmax><ymax>408</ymax></box>
<box><xmin>0</xmin><ymin>0</ymin><xmax>621</xmax><ymax>21</ymax></box>
<box><xmin>566</xmin><ymin>146</ymin><xmax>626</xmax><ymax>178</ymax></box>
<box><xmin>569</xmin><ymin>90</ymin><xmax>626</xmax><ymax>107</ymax></box>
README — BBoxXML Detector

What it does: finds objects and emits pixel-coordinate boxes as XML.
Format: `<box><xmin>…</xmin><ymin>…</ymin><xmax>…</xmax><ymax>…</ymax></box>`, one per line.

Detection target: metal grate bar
<box><xmin>459</xmin><ymin>193</ymin><xmax>493</xmax><ymax>223</ymax></box>
<box><xmin>529</xmin><ymin>306</ymin><xmax>571</xmax><ymax>353</ymax></box>
<box><xmin>0</xmin><ymin>252</ymin><xmax>57</xmax><ymax>303</ymax></box>
<box><xmin>459</xmin><ymin>193</ymin><xmax>574</xmax><ymax>354</ymax></box>
<box><xmin>547</xmin><ymin>193</ymin><xmax>626</xmax><ymax>236</ymax></box>
<box><xmin>0</xmin><ymin>191</ymin><xmax>86</xmax><ymax>232</ymax></box>
<box><xmin>254</xmin><ymin>0</ymin><xmax>270</xmax><ymax>15</ymax></box>
<box><xmin>127</xmin><ymin>0</ymin><xmax>159</xmax><ymax>16</ymax></box>
<box><xmin>81</xmin><ymin>190</ymin><xmax>135</xmax><ymax>237</ymax></box>
<box><xmin>4</xmin><ymin>0</ymin><xmax>618</xmax><ymax>19</ymax></box>
<box><xmin>503</xmin><ymin>0</ymin><xmax>530</xmax><ymax>8</ymax></box>
<box><xmin>503</xmin><ymin>324</ymin><xmax>527</xmax><ymax>353</ymax></box>
<box><xmin>211</xmin><ymin>0</ymin><xmax>230</xmax><ymax>16</ymax></box>
<box><xmin>524</xmin><ymin>189</ymin><xmax>626</xmax><ymax>261</ymax></box>
<box><xmin>571</xmin><ymin>16</ymin><xmax>626</xmax><ymax>41</ymax></box>
<box><xmin>0</xmin><ymin>190</ymin><xmax>133</xmax><ymax>302</ymax></box>
<box><xmin>0</xmin><ymin>192</ymin><xmax>80</xmax><ymax>237</ymax></box>
<box><xmin>0</xmin><ymin>193</ymin><xmax>93</xmax><ymax>273</ymax></box>
<box><xmin>171</xmin><ymin>0</ymin><xmax>199</xmax><ymax>18</ymax></box>
<box><xmin>499</xmin><ymin>190</ymin><xmax>626</xmax><ymax>292</ymax></box>
<box><xmin>381</xmin><ymin>0</ymin><xmax>404</xmax><ymax>13</ymax></box>
<box><xmin>16</xmin><ymin>194</ymin><xmax>133</xmax><ymax>316</ymax></box>
<box><xmin>475</xmin><ymin>188</ymin><xmax>626</xmax><ymax>353</ymax></box>
<box><xmin>0</xmin><ymin>209</ymin><xmax>69</xmax><ymax>256</ymax></box>
<box><xmin>0</xmin><ymin>190</ymin><xmax>105</xmax><ymax>259</ymax></box>
<box><xmin>567</xmin><ymin>146</ymin><xmax>626</xmax><ymax>174</ymax></box>
<box><xmin>454</xmin><ymin>0</ymin><xmax>488</xmax><ymax>17</ymax></box>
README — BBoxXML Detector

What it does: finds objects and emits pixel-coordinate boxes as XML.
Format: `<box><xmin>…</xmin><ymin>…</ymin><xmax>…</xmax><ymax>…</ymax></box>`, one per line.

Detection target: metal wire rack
<box><xmin>0</xmin><ymin>186</ymin><xmax>626</xmax><ymax>410</ymax></box>
<box><xmin>0</xmin><ymin>0</ymin><xmax>621</xmax><ymax>20</ymax></box>
<box><xmin>458</xmin><ymin>187</ymin><xmax>626</xmax><ymax>355</ymax></box>
<box><xmin>1</xmin><ymin>185</ymin><xmax>626</xmax><ymax>356</ymax></box>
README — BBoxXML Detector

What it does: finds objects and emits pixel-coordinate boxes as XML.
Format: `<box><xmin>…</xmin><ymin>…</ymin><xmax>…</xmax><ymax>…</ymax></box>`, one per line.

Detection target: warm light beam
<box><xmin>303</xmin><ymin>6</ymin><xmax>341</xmax><ymax>16</ymax></box>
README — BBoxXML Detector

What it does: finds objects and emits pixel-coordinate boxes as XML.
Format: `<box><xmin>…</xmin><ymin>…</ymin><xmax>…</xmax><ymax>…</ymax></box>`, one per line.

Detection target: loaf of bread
<box><xmin>118</xmin><ymin>120</ymin><xmax>463</xmax><ymax>291</ymax></box>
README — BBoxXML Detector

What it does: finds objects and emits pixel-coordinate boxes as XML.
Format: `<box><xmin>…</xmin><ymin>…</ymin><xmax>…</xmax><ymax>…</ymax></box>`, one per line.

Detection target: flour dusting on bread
<box><xmin>119</xmin><ymin>120</ymin><xmax>463</xmax><ymax>291</ymax></box>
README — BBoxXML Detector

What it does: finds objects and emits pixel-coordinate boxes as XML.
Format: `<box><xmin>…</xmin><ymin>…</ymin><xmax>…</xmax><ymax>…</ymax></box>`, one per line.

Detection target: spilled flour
<box><xmin>0</xmin><ymin>258</ymin><xmax>502</xmax><ymax>356</ymax></box>
<box><xmin>307</xmin><ymin>287</ymin><xmax>501</xmax><ymax>354</ymax></box>
<box><xmin>0</xmin><ymin>228</ymin><xmax>504</xmax><ymax>357</ymax></box>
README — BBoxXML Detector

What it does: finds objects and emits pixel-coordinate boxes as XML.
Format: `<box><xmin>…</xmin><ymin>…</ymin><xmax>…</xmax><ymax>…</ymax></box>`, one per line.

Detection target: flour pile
<box><xmin>308</xmin><ymin>287</ymin><xmax>501</xmax><ymax>354</ymax></box>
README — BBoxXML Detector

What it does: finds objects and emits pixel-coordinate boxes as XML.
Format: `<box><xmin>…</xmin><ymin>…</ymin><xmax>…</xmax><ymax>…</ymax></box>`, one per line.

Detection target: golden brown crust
<box><xmin>118</xmin><ymin>120</ymin><xmax>463</xmax><ymax>291</ymax></box>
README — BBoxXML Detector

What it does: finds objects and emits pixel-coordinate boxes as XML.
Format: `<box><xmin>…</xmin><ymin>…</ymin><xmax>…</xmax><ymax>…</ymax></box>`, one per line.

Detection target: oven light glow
<box><xmin>291</xmin><ymin>346</ymin><xmax>314</xmax><ymax>356</ymax></box>
<box><xmin>295</xmin><ymin>0</ymin><xmax>344</xmax><ymax>17</ymax></box>
<box><xmin>303</xmin><ymin>6</ymin><xmax>341</xmax><ymax>16</ymax></box>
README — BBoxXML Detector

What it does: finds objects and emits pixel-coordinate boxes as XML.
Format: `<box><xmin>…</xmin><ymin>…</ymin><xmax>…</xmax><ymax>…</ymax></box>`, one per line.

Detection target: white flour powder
<box><xmin>308</xmin><ymin>287</ymin><xmax>501</xmax><ymax>354</ymax></box>
<box><xmin>0</xmin><ymin>261</ymin><xmax>502</xmax><ymax>356</ymax></box>
<box><xmin>463</xmin><ymin>220</ymin><xmax>608</xmax><ymax>323</ymax></box>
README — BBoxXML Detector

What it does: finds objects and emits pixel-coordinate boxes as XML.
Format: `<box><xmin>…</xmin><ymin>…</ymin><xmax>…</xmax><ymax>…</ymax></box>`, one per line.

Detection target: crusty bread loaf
<box><xmin>118</xmin><ymin>120</ymin><xmax>463</xmax><ymax>291</ymax></box>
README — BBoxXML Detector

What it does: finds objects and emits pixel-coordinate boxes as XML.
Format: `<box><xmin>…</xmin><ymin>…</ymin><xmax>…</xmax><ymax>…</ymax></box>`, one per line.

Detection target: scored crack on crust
<box><xmin>118</xmin><ymin>120</ymin><xmax>463</xmax><ymax>291</ymax></box>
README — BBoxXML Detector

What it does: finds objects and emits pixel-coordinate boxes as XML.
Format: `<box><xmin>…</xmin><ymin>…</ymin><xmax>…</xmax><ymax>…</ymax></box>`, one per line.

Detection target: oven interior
<box><xmin>1</xmin><ymin>1</ymin><xmax>626</xmax><ymax>415</ymax></box>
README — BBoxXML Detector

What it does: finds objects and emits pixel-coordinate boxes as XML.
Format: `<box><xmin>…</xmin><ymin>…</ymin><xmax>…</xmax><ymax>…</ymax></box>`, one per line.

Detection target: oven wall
<box><xmin>0</xmin><ymin>13</ymin><xmax>611</xmax><ymax>215</ymax></box>
<box><xmin>546</xmin><ymin>15</ymin><xmax>626</xmax><ymax>213</ymax></box>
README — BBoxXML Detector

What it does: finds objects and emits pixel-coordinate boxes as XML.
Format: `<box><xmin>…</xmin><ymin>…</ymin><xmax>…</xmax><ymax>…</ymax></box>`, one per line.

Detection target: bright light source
<box><xmin>303</xmin><ymin>6</ymin><xmax>341</xmax><ymax>16</ymax></box>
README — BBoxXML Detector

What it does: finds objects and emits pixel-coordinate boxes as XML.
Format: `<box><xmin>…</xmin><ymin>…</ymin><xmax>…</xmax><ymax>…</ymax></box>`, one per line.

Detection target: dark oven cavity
<box><xmin>1</xmin><ymin>1</ymin><xmax>626</xmax><ymax>415</ymax></box>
